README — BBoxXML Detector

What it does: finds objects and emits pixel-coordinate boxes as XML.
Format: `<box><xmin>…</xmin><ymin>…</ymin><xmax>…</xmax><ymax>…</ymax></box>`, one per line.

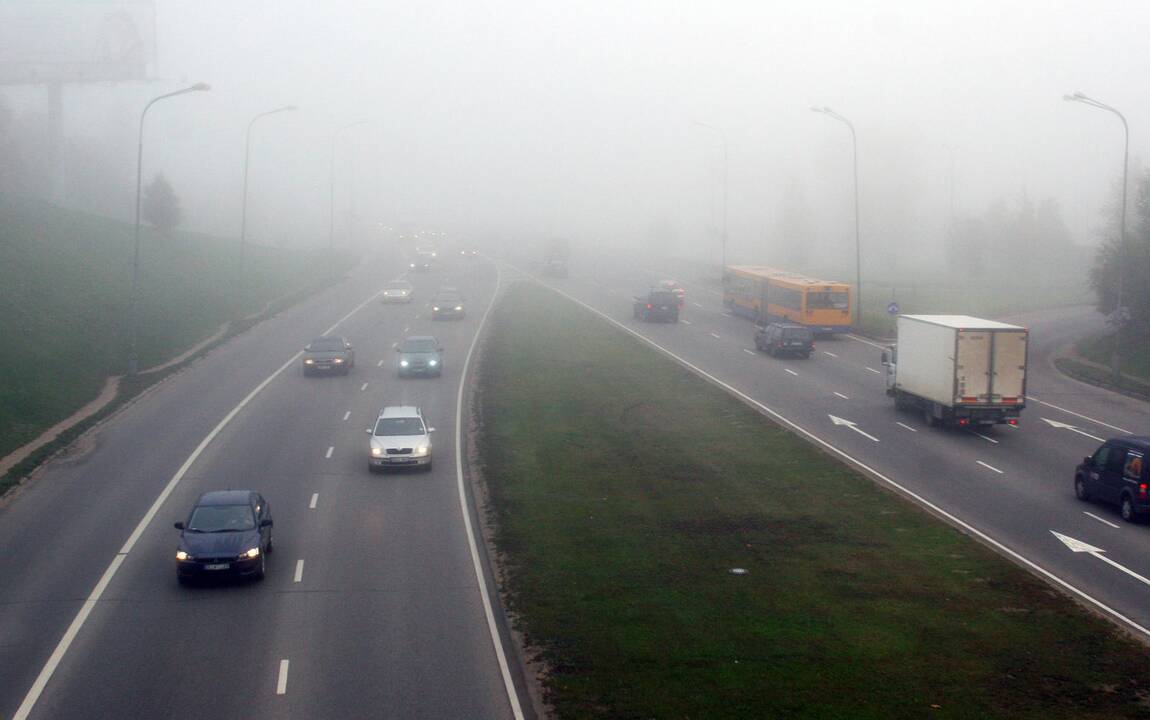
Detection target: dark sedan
<box><xmin>174</xmin><ymin>490</ymin><xmax>273</xmax><ymax>584</ymax></box>
<box><xmin>430</xmin><ymin>290</ymin><xmax>466</xmax><ymax>320</ymax></box>
<box><xmin>303</xmin><ymin>336</ymin><xmax>355</xmax><ymax>375</ymax></box>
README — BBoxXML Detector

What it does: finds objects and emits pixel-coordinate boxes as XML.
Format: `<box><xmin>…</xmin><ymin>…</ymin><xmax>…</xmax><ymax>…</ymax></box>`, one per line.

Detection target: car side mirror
<box><xmin>260</xmin><ymin>518</ymin><xmax>273</xmax><ymax>528</ymax></box>
<box><xmin>174</xmin><ymin>521</ymin><xmax>185</xmax><ymax>530</ymax></box>
<box><xmin>366</xmin><ymin>428</ymin><xmax>374</xmax><ymax>434</ymax></box>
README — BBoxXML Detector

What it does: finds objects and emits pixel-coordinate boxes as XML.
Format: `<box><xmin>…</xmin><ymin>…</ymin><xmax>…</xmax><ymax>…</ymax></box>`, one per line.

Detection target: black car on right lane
<box><xmin>1075</xmin><ymin>437</ymin><xmax>1150</xmax><ymax>522</ymax></box>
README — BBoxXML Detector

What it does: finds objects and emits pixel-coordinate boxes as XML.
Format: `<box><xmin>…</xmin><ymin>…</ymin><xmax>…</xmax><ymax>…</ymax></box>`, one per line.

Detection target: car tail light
<box><xmin>1140</xmin><ymin>483</ymin><xmax>1148</xmax><ymax>499</ymax></box>
<box><xmin>958</xmin><ymin>418</ymin><xmax>969</xmax><ymax>427</ymax></box>
<box><xmin>646</xmin><ymin>303</ymin><xmax>652</xmax><ymax>309</ymax></box>
<box><xmin>1007</xmin><ymin>418</ymin><xmax>1018</xmax><ymax>426</ymax></box>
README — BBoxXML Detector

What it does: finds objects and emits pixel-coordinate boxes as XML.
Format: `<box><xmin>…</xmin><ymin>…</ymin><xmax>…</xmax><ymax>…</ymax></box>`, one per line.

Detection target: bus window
<box><xmin>807</xmin><ymin>291</ymin><xmax>849</xmax><ymax>310</ymax></box>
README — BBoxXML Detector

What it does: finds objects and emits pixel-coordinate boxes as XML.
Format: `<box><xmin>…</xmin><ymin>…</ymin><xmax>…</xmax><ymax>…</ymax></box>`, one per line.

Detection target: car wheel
<box><xmin>1074</xmin><ymin>475</ymin><xmax>1091</xmax><ymax>501</ymax></box>
<box><xmin>802</xmin><ymin>352</ymin><xmax>811</xmax><ymax>359</ymax></box>
<box><xmin>1121</xmin><ymin>494</ymin><xmax>1138</xmax><ymax>523</ymax></box>
<box><xmin>254</xmin><ymin>553</ymin><xmax>266</xmax><ymax>581</ymax></box>
<box><xmin>266</xmin><ymin>534</ymin><xmax>274</xmax><ymax>554</ymax></box>
<box><xmin>177</xmin><ymin>575</ymin><xmax>190</xmax><ymax>587</ymax></box>
<box><xmin>425</xmin><ymin>460</ymin><xmax>434</xmax><ymax>472</ymax></box>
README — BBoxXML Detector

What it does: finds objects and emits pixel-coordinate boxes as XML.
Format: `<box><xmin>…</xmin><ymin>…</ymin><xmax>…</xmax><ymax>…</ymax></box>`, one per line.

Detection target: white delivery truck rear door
<box><xmin>955</xmin><ymin>330</ymin><xmax>991</xmax><ymax>403</ymax></box>
<box><xmin>990</xmin><ymin>329</ymin><xmax>1027</xmax><ymax>404</ymax></box>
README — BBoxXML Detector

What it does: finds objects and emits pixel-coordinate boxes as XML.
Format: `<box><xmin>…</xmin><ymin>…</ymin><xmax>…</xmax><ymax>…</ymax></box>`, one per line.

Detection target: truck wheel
<box><xmin>923</xmin><ymin>408</ymin><xmax>939</xmax><ymax>427</ymax></box>
<box><xmin>894</xmin><ymin>392</ymin><xmax>907</xmax><ymax>410</ymax></box>
<box><xmin>1074</xmin><ymin>475</ymin><xmax>1091</xmax><ymax>501</ymax></box>
<box><xmin>1121</xmin><ymin>494</ymin><xmax>1139</xmax><ymax>523</ymax></box>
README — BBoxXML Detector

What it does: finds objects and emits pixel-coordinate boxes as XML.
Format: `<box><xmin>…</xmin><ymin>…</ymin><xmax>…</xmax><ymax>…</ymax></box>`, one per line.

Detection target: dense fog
<box><xmin>2</xmin><ymin>0</ymin><xmax>1148</xmax><ymax>281</ymax></box>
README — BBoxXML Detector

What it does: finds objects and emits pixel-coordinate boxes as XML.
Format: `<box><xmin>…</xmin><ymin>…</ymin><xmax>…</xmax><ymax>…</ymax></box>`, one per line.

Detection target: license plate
<box><xmin>204</xmin><ymin>563</ymin><xmax>230</xmax><ymax>571</ymax></box>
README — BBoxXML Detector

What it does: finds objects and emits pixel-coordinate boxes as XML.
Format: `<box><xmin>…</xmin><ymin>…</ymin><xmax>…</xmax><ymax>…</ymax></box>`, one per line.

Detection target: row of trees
<box><xmin>1090</xmin><ymin>171</ymin><xmax>1150</xmax><ymax>329</ymax></box>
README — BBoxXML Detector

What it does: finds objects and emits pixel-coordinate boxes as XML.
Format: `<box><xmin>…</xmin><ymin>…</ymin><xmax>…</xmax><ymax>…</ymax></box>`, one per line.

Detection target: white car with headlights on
<box><xmin>367</xmin><ymin>406</ymin><xmax>435</xmax><ymax>472</ymax></box>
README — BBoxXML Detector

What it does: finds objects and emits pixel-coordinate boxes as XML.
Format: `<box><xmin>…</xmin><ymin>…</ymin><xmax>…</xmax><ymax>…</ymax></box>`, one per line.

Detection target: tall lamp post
<box><xmin>238</xmin><ymin>105</ymin><xmax>297</xmax><ymax>315</ymax></box>
<box><xmin>693</xmin><ymin>121</ymin><xmax>729</xmax><ymax>274</ymax></box>
<box><xmin>811</xmin><ymin>106</ymin><xmax>861</xmax><ymax>329</ymax></box>
<box><xmin>329</xmin><ymin>119</ymin><xmax>370</xmax><ymax>281</ymax></box>
<box><xmin>1064</xmin><ymin>91</ymin><xmax>1130</xmax><ymax>383</ymax></box>
<box><xmin>127</xmin><ymin>82</ymin><xmax>210</xmax><ymax>376</ymax></box>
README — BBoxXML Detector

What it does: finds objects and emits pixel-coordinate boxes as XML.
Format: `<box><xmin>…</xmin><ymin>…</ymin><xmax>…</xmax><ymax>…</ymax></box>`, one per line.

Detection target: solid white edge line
<box><xmin>455</xmin><ymin>260</ymin><xmax>526</xmax><ymax>720</ymax></box>
<box><xmin>522</xmin><ymin>270</ymin><xmax>1150</xmax><ymax>641</ymax></box>
<box><xmin>294</xmin><ymin>559</ymin><xmax>305</xmax><ymax>583</ymax></box>
<box><xmin>12</xmin><ymin>285</ymin><xmax>390</xmax><ymax>720</ymax></box>
<box><xmin>309</xmin><ymin>493</ymin><xmax>318</xmax><ymax>509</ymax></box>
<box><xmin>1028</xmin><ymin>395</ymin><xmax>1132</xmax><ymax>435</ymax></box>
<box><xmin>1084</xmin><ymin>512</ymin><xmax>1121</xmax><ymax>529</ymax></box>
<box><xmin>276</xmin><ymin>659</ymin><xmax>290</xmax><ymax>695</ymax></box>
<box><xmin>977</xmin><ymin>460</ymin><xmax>1004</xmax><ymax>474</ymax></box>
<box><xmin>896</xmin><ymin>422</ymin><xmax>918</xmax><ymax>433</ymax></box>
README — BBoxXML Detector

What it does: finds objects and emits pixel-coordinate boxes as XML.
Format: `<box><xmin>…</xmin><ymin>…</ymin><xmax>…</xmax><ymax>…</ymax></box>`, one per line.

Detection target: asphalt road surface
<box><xmin>528</xmin><ymin>253</ymin><xmax>1150</xmax><ymax>641</ymax></box>
<box><xmin>0</xmin><ymin>251</ymin><xmax>524</xmax><ymax>720</ymax></box>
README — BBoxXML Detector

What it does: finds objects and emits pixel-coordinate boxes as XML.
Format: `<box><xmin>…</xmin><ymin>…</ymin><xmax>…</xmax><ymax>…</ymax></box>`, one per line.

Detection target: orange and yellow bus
<box><xmin>722</xmin><ymin>265</ymin><xmax>852</xmax><ymax>333</ymax></box>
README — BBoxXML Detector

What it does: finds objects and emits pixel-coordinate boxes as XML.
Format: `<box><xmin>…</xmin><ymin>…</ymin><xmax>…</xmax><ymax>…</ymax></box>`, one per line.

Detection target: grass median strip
<box><xmin>477</xmin><ymin>281</ymin><xmax>1150</xmax><ymax>719</ymax></box>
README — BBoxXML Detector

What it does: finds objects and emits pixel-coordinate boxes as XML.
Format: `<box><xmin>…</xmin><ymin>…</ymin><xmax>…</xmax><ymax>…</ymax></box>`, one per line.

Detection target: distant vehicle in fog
<box><xmin>633</xmin><ymin>289</ymin><xmax>679</xmax><ymax>322</ymax></box>
<box><xmin>755</xmin><ymin>322</ymin><xmax>815</xmax><ymax>358</ymax></box>
<box><xmin>430</xmin><ymin>289</ymin><xmax>466</xmax><ymax>320</ymax></box>
<box><xmin>382</xmin><ymin>280</ymin><xmax>414</xmax><ymax>303</ymax></box>
<box><xmin>396</xmin><ymin>335</ymin><xmax>444</xmax><ymax>377</ymax></box>
<box><xmin>723</xmin><ymin>265</ymin><xmax>851</xmax><ymax>334</ymax></box>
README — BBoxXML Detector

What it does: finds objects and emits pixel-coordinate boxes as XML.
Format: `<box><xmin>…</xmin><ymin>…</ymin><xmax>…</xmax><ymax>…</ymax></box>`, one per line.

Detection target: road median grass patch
<box><xmin>478</xmin><ymin>281</ymin><xmax>1150</xmax><ymax>719</ymax></box>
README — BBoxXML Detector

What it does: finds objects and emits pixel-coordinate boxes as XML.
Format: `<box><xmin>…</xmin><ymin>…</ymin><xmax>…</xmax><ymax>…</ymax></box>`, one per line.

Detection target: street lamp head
<box><xmin>810</xmin><ymin>106</ymin><xmax>828</xmax><ymax>113</ymax></box>
<box><xmin>190</xmin><ymin>82</ymin><xmax>211</xmax><ymax>92</ymax></box>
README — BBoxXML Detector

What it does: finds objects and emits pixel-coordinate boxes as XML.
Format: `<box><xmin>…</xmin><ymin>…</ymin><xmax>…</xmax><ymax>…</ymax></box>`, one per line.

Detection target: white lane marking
<box><xmin>823</xmin><ymin>351</ymin><xmax>839</xmax><ymax>358</ymax></box>
<box><xmin>522</xmin><ymin>271</ymin><xmax>1150</xmax><ymax>642</ymax></box>
<box><xmin>833</xmin><ymin>392</ymin><xmax>850</xmax><ymax>400</ymax></box>
<box><xmin>845</xmin><ymin>333</ymin><xmax>887</xmax><ymax>349</ymax></box>
<box><xmin>458</xmin><ymin>261</ymin><xmax>526</xmax><ymax>719</ymax></box>
<box><xmin>1084</xmin><ymin>512</ymin><xmax>1121</xmax><ymax>529</ymax></box>
<box><xmin>785</xmin><ymin>368</ymin><xmax>798</xmax><ymax>376</ymax></box>
<box><xmin>693</xmin><ymin>301</ymin><xmax>704</xmax><ymax>308</ymax></box>
<box><xmin>681</xmin><ymin>319</ymin><xmax>692</xmax><ymax>325</ymax></box>
<box><xmin>977</xmin><ymin>460</ymin><xmax>1004</xmax><ymax>474</ymax></box>
<box><xmin>404</xmin><ymin>326</ymin><xmax>410</xmax><ymax>333</ymax></box>
<box><xmin>1029</xmin><ymin>396</ymin><xmax>1131</xmax><ymax>434</ymax></box>
<box><xmin>1040</xmin><ymin>417</ymin><xmax>1106</xmax><ymax>443</ymax></box>
<box><xmin>1052</xmin><ymin>531</ymin><xmax>1150</xmax><ymax>588</ymax></box>
<box><xmin>896</xmin><ymin>422</ymin><xmax>918</xmax><ymax>433</ymax></box>
<box><xmin>294</xmin><ymin>559</ymin><xmax>305</xmax><ymax>583</ymax></box>
<box><xmin>972</xmin><ymin>431</ymin><xmax>999</xmax><ymax>444</ymax></box>
<box><xmin>709</xmin><ymin>332</ymin><xmax>721</xmax><ymax>339</ymax></box>
<box><xmin>309</xmin><ymin>493</ymin><xmax>318</xmax><ymax>509</ymax></box>
<box><xmin>342</xmin><ymin>411</ymin><xmax>350</xmax><ymax>421</ymax></box>
<box><xmin>360</xmin><ymin>382</ymin><xmax>368</xmax><ymax>391</ymax></box>
<box><xmin>325</xmin><ymin>446</ymin><xmax>334</xmax><ymax>459</ymax></box>
<box><xmin>865</xmin><ymin>367</ymin><xmax>881</xmax><ymax>374</ymax></box>
<box><xmin>743</xmin><ymin>348</ymin><xmax>756</xmax><ymax>356</ymax></box>
<box><xmin>277</xmin><ymin>659</ymin><xmax>290</xmax><ymax>695</ymax></box>
<box><xmin>377</xmin><ymin>359</ymin><xmax>385</xmax><ymax>367</ymax></box>
<box><xmin>12</xmin><ymin>285</ymin><xmax>392</xmax><ymax>720</ymax></box>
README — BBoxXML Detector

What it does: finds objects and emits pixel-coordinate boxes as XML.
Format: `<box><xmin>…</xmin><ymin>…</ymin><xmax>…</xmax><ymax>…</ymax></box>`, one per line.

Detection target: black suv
<box><xmin>633</xmin><ymin>290</ymin><xmax>680</xmax><ymax>322</ymax></box>
<box><xmin>755</xmin><ymin>323</ymin><xmax>815</xmax><ymax>358</ymax></box>
<box><xmin>1075</xmin><ymin>437</ymin><xmax>1150</xmax><ymax>522</ymax></box>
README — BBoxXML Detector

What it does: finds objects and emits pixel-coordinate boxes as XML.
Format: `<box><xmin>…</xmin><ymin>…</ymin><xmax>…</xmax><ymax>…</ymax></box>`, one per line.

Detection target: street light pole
<box><xmin>329</xmin><ymin>119</ymin><xmax>370</xmax><ymax>281</ymax></box>
<box><xmin>811</xmin><ymin>106</ymin><xmax>861</xmax><ymax>330</ymax></box>
<box><xmin>127</xmin><ymin>82</ymin><xmax>210</xmax><ymax>376</ymax></box>
<box><xmin>238</xmin><ymin>105</ymin><xmax>297</xmax><ymax>316</ymax></box>
<box><xmin>1064</xmin><ymin>91</ymin><xmax>1130</xmax><ymax>384</ymax></box>
<box><xmin>693</xmin><ymin>121</ymin><xmax>729</xmax><ymax>273</ymax></box>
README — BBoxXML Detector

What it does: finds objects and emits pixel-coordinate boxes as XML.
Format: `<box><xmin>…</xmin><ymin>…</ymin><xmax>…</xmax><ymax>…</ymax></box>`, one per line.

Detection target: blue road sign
<box><xmin>887</xmin><ymin>301</ymin><xmax>900</xmax><ymax>316</ymax></box>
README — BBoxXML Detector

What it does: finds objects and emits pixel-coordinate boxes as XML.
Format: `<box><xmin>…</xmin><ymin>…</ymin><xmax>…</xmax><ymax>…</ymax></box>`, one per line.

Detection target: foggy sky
<box><xmin>7</xmin><ymin>0</ymin><xmax>1150</xmax><ymax>267</ymax></box>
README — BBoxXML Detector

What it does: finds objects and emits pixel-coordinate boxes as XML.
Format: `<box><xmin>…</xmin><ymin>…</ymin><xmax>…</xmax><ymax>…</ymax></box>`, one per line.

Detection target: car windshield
<box><xmin>308</xmin><ymin>337</ymin><xmax>344</xmax><ymax>351</ymax></box>
<box><xmin>375</xmin><ymin>417</ymin><xmax>425</xmax><ymax>436</ymax></box>
<box><xmin>187</xmin><ymin>504</ymin><xmax>255</xmax><ymax>532</ymax></box>
<box><xmin>649</xmin><ymin>292</ymin><xmax>677</xmax><ymax>304</ymax></box>
<box><xmin>783</xmin><ymin>328</ymin><xmax>813</xmax><ymax>340</ymax></box>
<box><xmin>434</xmin><ymin>293</ymin><xmax>462</xmax><ymax>304</ymax></box>
<box><xmin>386</xmin><ymin>283</ymin><xmax>410</xmax><ymax>292</ymax></box>
<box><xmin>401</xmin><ymin>338</ymin><xmax>439</xmax><ymax>352</ymax></box>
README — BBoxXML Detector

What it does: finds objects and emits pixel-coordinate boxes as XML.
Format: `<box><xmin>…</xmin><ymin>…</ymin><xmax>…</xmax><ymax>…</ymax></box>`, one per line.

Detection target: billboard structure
<box><xmin>0</xmin><ymin>2</ymin><xmax>156</xmax><ymax>85</ymax></box>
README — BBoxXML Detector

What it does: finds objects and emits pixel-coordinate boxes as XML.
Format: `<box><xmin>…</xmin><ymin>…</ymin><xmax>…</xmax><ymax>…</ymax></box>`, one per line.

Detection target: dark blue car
<box><xmin>174</xmin><ymin>490</ymin><xmax>273</xmax><ymax>584</ymax></box>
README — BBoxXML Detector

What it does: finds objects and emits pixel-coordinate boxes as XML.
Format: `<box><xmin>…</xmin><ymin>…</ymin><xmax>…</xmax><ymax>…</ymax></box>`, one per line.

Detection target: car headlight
<box><xmin>454</xmin><ymin>306</ymin><xmax>462</xmax><ymax>311</ymax></box>
<box><xmin>371</xmin><ymin>447</ymin><xmax>383</xmax><ymax>457</ymax></box>
<box><xmin>429</xmin><ymin>359</ymin><xmax>438</xmax><ymax>366</ymax></box>
<box><xmin>176</xmin><ymin>551</ymin><xmax>193</xmax><ymax>562</ymax></box>
<box><xmin>333</xmin><ymin>358</ymin><xmax>344</xmax><ymax>363</ymax></box>
<box><xmin>304</xmin><ymin>358</ymin><xmax>315</xmax><ymax>364</ymax></box>
<box><xmin>410</xmin><ymin>263</ymin><xmax>416</xmax><ymax>268</ymax></box>
<box><xmin>415</xmin><ymin>445</ymin><xmax>429</xmax><ymax>456</ymax></box>
<box><xmin>240</xmin><ymin>547</ymin><xmax>260</xmax><ymax>559</ymax></box>
<box><xmin>432</xmin><ymin>306</ymin><xmax>440</xmax><ymax>312</ymax></box>
<box><xmin>400</xmin><ymin>359</ymin><xmax>409</xmax><ymax>367</ymax></box>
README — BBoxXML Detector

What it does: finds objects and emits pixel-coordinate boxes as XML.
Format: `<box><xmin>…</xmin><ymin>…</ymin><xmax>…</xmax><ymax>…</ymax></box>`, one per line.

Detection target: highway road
<box><xmin>0</xmin><ymin>251</ymin><xmax>525</xmax><ymax>719</ymax></box>
<box><xmin>527</xmin><ymin>254</ymin><xmax>1150</xmax><ymax>639</ymax></box>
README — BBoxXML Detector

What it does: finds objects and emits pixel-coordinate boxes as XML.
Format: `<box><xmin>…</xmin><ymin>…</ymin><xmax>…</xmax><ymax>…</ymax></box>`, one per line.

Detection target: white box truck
<box><xmin>881</xmin><ymin>315</ymin><xmax>1028</xmax><ymax>428</ymax></box>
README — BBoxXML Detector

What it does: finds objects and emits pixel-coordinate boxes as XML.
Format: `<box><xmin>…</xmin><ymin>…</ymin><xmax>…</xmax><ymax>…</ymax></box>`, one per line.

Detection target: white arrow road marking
<box><xmin>1053</xmin><ymin>531</ymin><xmax>1150</xmax><ymax>588</ymax></box>
<box><xmin>1041</xmin><ymin>417</ymin><xmax>1106</xmax><ymax>443</ymax></box>
<box><xmin>976</xmin><ymin>461</ymin><xmax>1003</xmax><ymax>474</ymax></box>
<box><xmin>277</xmin><ymin>659</ymin><xmax>290</xmax><ymax>695</ymax></box>
<box><xmin>1084</xmin><ymin>512</ymin><xmax>1120</xmax><ymax>529</ymax></box>
<box><xmin>828</xmin><ymin>415</ymin><xmax>880</xmax><ymax>442</ymax></box>
<box><xmin>1030</xmin><ymin>396</ymin><xmax>1131</xmax><ymax>434</ymax></box>
<box><xmin>896</xmin><ymin>422</ymin><xmax>918</xmax><ymax>433</ymax></box>
<box><xmin>681</xmin><ymin>319</ymin><xmax>692</xmax><ymax>325</ymax></box>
